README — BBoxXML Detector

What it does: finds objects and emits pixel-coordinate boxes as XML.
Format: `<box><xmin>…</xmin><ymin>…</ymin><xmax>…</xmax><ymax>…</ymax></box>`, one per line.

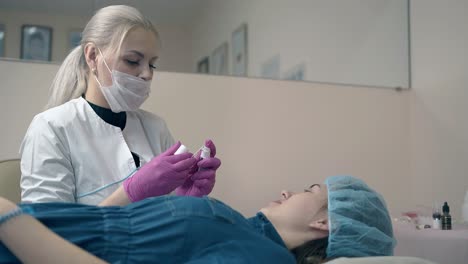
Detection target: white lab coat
<box><xmin>20</xmin><ymin>97</ymin><xmax>174</xmax><ymax>205</ymax></box>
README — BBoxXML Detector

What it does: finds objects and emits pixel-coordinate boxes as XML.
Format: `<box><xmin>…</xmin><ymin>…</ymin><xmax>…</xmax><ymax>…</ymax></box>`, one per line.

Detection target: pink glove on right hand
<box><xmin>175</xmin><ymin>140</ymin><xmax>221</xmax><ymax>197</ymax></box>
<box><xmin>123</xmin><ymin>142</ymin><xmax>197</xmax><ymax>202</ymax></box>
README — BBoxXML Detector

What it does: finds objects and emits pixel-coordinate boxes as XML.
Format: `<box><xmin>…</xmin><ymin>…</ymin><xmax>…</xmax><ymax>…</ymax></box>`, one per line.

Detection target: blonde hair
<box><xmin>45</xmin><ymin>5</ymin><xmax>159</xmax><ymax>109</ymax></box>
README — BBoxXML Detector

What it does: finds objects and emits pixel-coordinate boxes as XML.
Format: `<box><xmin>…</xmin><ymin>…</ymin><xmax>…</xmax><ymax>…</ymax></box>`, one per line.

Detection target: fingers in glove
<box><xmin>197</xmin><ymin>157</ymin><xmax>221</xmax><ymax>170</ymax></box>
<box><xmin>160</xmin><ymin>141</ymin><xmax>182</xmax><ymax>156</ymax></box>
<box><xmin>191</xmin><ymin>169</ymin><xmax>216</xmax><ymax>181</ymax></box>
<box><xmin>193</xmin><ymin>179</ymin><xmax>215</xmax><ymax>189</ymax></box>
<box><xmin>204</xmin><ymin>139</ymin><xmax>216</xmax><ymax>157</ymax></box>
<box><xmin>173</xmin><ymin>156</ymin><xmax>198</xmax><ymax>172</ymax></box>
<box><xmin>164</xmin><ymin>152</ymin><xmax>193</xmax><ymax>164</ymax></box>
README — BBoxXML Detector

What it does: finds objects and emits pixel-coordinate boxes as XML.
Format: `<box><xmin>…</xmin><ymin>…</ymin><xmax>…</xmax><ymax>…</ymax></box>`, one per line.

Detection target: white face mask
<box><xmin>94</xmin><ymin>49</ymin><xmax>151</xmax><ymax>112</ymax></box>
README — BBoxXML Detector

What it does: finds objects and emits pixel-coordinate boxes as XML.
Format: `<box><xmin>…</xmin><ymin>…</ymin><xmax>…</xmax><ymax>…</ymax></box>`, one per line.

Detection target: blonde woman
<box><xmin>20</xmin><ymin>5</ymin><xmax>221</xmax><ymax>206</ymax></box>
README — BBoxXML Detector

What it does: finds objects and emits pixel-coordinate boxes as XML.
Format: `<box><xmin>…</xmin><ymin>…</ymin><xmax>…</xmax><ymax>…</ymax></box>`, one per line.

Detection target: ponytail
<box><xmin>45</xmin><ymin>45</ymin><xmax>88</xmax><ymax>109</ymax></box>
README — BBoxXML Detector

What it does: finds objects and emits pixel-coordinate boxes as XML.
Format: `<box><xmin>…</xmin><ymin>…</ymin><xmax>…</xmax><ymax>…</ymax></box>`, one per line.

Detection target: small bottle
<box><xmin>441</xmin><ymin>201</ymin><xmax>452</xmax><ymax>230</ymax></box>
<box><xmin>200</xmin><ymin>146</ymin><xmax>211</xmax><ymax>160</ymax></box>
<box><xmin>432</xmin><ymin>203</ymin><xmax>441</xmax><ymax>230</ymax></box>
<box><xmin>197</xmin><ymin>146</ymin><xmax>210</xmax><ymax>172</ymax></box>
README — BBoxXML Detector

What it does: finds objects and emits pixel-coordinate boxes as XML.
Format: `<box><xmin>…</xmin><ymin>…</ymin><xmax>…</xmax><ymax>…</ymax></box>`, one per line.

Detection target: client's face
<box><xmin>260</xmin><ymin>184</ymin><xmax>329</xmax><ymax>232</ymax></box>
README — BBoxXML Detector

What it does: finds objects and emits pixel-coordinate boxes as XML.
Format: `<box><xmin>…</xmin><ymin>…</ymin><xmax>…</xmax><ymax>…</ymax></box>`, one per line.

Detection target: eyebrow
<box><xmin>126</xmin><ymin>50</ymin><xmax>158</xmax><ymax>60</ymax></box>
<box><xmin>309</xmin><ymin>184</ymin><xmax>321</xmax><ymax>189</ymax></box>
<box><xmin>126</xmin><ymin>50</ymin><xmax>144</xmax><ymax>58</ymax></box>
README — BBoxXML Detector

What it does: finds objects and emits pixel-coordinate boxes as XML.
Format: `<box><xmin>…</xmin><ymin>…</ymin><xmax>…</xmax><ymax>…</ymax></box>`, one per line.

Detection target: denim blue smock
<box><xmin>0</xmin><ymin>196</ymin><xmax>296</xmax><ymax>263</ymax></box>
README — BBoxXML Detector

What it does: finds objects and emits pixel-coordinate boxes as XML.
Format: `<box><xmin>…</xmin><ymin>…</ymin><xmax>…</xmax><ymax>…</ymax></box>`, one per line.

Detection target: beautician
<box><xmin>19</xmin><ymin>5</ymin><xmax>221</xmax><ymax>205</ymax></box>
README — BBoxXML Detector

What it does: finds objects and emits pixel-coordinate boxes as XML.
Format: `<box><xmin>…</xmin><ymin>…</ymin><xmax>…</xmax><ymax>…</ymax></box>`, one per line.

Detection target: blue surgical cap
<box><xmin>325</xmin><ymin>176</ymin><xmax>396</xmax><ymax>258</ymax></box>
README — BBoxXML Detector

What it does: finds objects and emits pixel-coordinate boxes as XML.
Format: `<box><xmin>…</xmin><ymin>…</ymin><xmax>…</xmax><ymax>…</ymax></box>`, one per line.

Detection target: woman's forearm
<box><xmin>98</xmin><ymin>185</ymin><xmax>131</xmax><ymax>206</ymax></box>
<box><xmin>0</xmin><ymin>200</ymin><xmax>108</xmax><ymax>264</ymax></box>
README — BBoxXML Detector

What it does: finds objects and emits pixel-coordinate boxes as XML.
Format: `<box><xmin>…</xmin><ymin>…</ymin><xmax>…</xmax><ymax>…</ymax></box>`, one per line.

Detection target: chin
<box><xmin>259</xmin><ymin>205</ymin><xmax>273</xmax><ymax>214</ymax></box>
<box><xmin>260</xmin><ymin>200</ymin><xmax>281</xmax><ymax>214</ymax></box>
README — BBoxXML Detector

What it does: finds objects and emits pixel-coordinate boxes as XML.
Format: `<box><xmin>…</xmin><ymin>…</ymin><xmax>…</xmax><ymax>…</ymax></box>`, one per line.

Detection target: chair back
<box><xmin>0</xmin><ymin>159</ymin><xmax>21</xmax><ymax>203</ymax></box>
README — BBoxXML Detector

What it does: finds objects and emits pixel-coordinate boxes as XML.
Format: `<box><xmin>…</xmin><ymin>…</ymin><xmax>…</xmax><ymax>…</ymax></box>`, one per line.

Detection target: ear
<box><xmin>84</xmin><ymin>43</ymin><xmax>98</xmax><ymax>72</ymax></box>
<box><xmin>309</xmin><ymin>218</ymin><xmax>329</xmax><ymax>232</ymax></box>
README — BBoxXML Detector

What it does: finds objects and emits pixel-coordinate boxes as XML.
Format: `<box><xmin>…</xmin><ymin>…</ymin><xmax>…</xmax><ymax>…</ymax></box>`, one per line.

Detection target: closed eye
<box><xmin>126</xmin><ymin>59</ymin><xmax>139</xmax><ymax>66</ymax></box>
<box><xmin>305</xmin><ymin>184</ymin><xmax>321</xmax><ymax>193</ymax></box>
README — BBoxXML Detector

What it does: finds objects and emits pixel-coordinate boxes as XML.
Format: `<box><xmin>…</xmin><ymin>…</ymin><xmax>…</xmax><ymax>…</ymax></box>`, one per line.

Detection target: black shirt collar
<box><xmin>84</xmin><ymin>97</ymin><xmax>127</xmax><ymax>131</ymax></box>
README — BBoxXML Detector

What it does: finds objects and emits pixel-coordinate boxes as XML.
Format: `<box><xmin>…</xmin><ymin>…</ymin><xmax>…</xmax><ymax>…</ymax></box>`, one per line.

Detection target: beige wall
<box><xmin>0</xmin><ymin>60</ymin><xmax>56</xmax><ymax>160</ymax></box>
<box><xmin>0</xmin><ymin>59</ymin><xmax>410</xmax><ymax>217</ymax></box>
<box><xmin>146</xmin><ymin>73</ymin><xmax>411</xmax><ymax>216</ymax></box>
<box><xmin>410</xmin><ymin>0</ymin><xmax>468</xmax><ymax>221</ymax></box>
<box><xmin>0</xmin><ymin>10</ymin><xmax>192</xmax><ymax>73</ymax></box>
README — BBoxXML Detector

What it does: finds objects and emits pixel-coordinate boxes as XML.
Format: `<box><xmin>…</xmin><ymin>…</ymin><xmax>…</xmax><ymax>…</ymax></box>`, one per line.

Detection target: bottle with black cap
<box><xmin>442</xmin><ymin>201</ymin><xmax>452</xmax><ymax>230</ymax></box>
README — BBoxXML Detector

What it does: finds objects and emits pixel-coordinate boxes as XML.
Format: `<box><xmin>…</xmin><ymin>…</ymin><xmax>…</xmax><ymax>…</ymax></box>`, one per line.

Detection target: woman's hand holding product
<box><xmin>123</xmin><ymin>141</ymin><xmax>197</xmax><ymax>202</ymax></box>
<box><xmin>175</xmin><ymin>140</ymin><xmax>222</xmax><ymax>197</ymax></box>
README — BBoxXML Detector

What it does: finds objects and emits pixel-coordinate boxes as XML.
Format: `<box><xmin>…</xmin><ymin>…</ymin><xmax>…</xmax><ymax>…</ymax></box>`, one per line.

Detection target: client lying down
<box><xmin>0</xmin><ymin>176</ymin><xmax>395</xmax><ymax>264</ymax></box>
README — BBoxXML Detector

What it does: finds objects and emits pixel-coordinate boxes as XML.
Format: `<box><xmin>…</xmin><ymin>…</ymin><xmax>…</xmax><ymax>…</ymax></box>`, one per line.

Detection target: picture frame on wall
<box><xmin>68</xmin><ymin>29</ymin><xmax>82</xmax><ymax>50</ymax></box>
<box><xmin>197</xmin><ymin>56</ymin><xmax>209</xmax><ymax>74</ymax></box>
<box><xmin>261</xmin><ymin>54</ymin><xmax>280</xmax><ymax>80</ymax></box>
<box><xmin>283</xmin><ymin>63</ymin><xmax>306</xmax><ymax>81</ymax></box>
<box><xmin>232</xmin><ymin>23</ymin><xmax>248</xmax><ymax>76</ymax></box>
<box><xmin>210</xmin><ymin>42</ymin><xmax>228</xmax><ymax>75</ymax></box>
<box><xmin>0</xmin><ymin>24</ymin><xmax>5</xmax><ymax>57</ymax></box>
<box><xmin>20</xmin><ymin>25</ymin><xmax>52</xmax><ymax>61</ymax></box>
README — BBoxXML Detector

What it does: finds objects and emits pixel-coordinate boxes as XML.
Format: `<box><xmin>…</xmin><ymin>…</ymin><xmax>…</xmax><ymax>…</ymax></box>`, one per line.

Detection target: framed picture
<box><xmin>0</xmin><ymin>24</ymin><xmax>4</xmax><ymax>57</ymax></box>
<box><xmin>232</xmin><ymin>23</ymin><xmax>248</xmax><ymax>76</ymax></box>
<box><xmin>261</xmin><ymin>54</ymin><xmax>280</xmax><ymax>79</ymax></box>
<box><xmin>283</xmin><ymin>63</ymin><xmax>306</xmax><ymax>81</ymax></box>
<box><xmin>21</xmin><ymin>25</ymin><xmax>52</xmax><ymax>61</ymax></box>
<box><xmin>210</xmin><ymin>42</ymin><xmax>228</xmax><ymax>75</ymax></box>
<box><xmin>68</xmin><ymin>29</ymin><xmax>82</xmax><ymax>50</ymax></box>
<box><xmin>197</xmin><ymin>56</ymin><xmax>209</xmax><ymax>74</ymax></box>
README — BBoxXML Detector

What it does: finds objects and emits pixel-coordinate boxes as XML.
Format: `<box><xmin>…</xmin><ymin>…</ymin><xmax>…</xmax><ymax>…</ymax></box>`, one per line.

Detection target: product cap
<box><xmin>442</xmin><ymin>202</ymin><xmax>450</xmax><ymax>213</ymax></box>
<box><xmin>174</xmin><ymin>145</ymin><xmax>189</xmax><ymax>155</ymax></box>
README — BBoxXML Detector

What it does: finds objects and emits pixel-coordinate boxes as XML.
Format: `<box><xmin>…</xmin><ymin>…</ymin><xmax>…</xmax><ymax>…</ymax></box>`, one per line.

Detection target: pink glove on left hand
<box><xmin>175</xmin><ymin>139</ymin><xmax>221</xmax><ymax>197</ymax></box>
<box><xmin>123</xmin><ymin>142</ymin><xmax>197</xmax><ymax>202</ymax></box>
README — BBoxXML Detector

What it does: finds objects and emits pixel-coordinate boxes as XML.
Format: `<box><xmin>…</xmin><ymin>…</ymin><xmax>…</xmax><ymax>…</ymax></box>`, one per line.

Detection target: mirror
<box><xmin>0</xmin><ymin>0</ymin><xmax>409</xmax><ymax>88</ymax></box>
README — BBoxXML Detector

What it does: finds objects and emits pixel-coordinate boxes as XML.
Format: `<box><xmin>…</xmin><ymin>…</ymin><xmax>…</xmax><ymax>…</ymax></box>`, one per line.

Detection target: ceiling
<box><xmin>0</xmin><ymin>0</ymin><xmax>206</xmax><ymax>26</ymax></box>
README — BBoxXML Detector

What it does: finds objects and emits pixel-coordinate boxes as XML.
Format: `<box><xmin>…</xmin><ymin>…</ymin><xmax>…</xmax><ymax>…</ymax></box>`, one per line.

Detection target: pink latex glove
<box><xmin>124</xmin><ymin>141</ymin><xmax>197</xmax><ymax>202</ymax></box>
<box><xmin>175</xmin><ymin>139</ymin><xmax>221</xmax><ymax>197</ymax></box>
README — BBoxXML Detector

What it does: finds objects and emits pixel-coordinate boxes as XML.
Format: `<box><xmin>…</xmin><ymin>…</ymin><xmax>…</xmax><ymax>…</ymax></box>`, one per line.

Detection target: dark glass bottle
<box><xmin>442</xmin><ymin>201</ymin><xmax>452</xmax><ymax>230</ymax></box>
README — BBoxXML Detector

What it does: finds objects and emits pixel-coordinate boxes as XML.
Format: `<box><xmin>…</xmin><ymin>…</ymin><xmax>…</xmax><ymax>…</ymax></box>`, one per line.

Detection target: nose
<box><xmin>281</xmin><ymin>190</ymin><xmax>293</xmax><ymax>200</ymax></box>
<box><xmin>139</xmin><ymin>65</ymin><xmax>153</xmax><ymax>81</ymax></box>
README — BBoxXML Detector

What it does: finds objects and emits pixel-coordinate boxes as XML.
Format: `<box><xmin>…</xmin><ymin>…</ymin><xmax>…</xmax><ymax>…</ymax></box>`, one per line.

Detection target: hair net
<box><xmin>325</xmin><ymin>176</ymin><xmax>396</xmax><ymax>258</ymax></box>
